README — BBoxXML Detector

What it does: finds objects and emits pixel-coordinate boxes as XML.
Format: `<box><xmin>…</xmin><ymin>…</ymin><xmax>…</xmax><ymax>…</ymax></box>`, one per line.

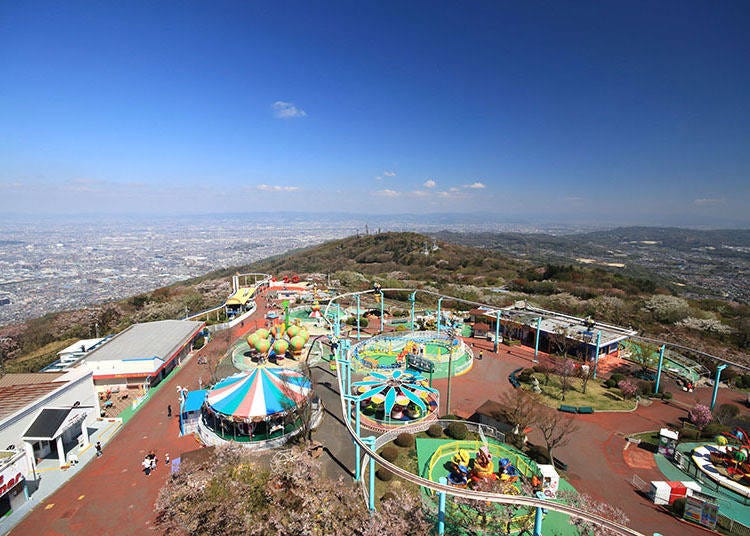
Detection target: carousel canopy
<box><xmin>206</xmin><ymin>366</ymin><xmax>312</xmax><ymax>419</ymax></box>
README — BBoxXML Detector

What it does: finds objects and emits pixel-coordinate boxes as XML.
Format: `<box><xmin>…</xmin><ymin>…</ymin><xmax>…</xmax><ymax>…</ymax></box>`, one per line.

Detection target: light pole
<box><xmin>654</xmin><ymin>345</ymin><xmax>666</xmax><ymax>395</ymax></box>
<box><xmin>711</xmin><ymin>364</ymin><xmax>728</xmax><ymax>411</ymax></box>
<box><xmin>437</xmin><ymin>297</ymin><xmax>444</xmax><ymax>335</ymax></box>
<box><xmin>355</xmin><ymin>294</ymin><xmax>361</xmax><ymax>341</ymax></box>
<box><xmin>494</xmin><ymin>311</ymin><xmax>501</xmax><ymax>353</ymax></box>
<box><xmin>592</xmin><ymin>331</ymin><xmax>602</xmax><ymax>379</ymax></box>
<box><xmin>379</xmin><ymin>290</ymin><xmax>384</xmax><ymax>333</ymax></box>
<box><xmin>533</xmin><ymin>317</ymin><xmax>542</xmax><ymax>362</ymax></box>
<box><xmin>409</xmin><ymin>291</ymin><xmax>416</xmax><ymax>332</ymax></box>
<box><xmin>445</xmin><ymin>327</ymin><xmax>455</xmax><ymax>416</ymax></box>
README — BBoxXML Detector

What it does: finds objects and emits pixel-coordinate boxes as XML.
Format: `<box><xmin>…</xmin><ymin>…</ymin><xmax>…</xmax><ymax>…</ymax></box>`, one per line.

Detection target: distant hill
<box><xmin>1</xmin><ymin>230</ymin><xmax>748</xmax><ymax>373</ymax></box>
<box><xmin>433</xmin><ymin>227</ymin><xmax>750</xmax><ymax>303</ymax></box>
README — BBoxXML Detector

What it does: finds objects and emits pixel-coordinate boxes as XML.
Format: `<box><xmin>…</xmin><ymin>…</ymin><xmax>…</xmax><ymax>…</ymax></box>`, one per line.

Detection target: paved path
<box><xmin>9</xmin><ymin>295</ymin><xmax>274</xmax><ymax>536</ymax></box>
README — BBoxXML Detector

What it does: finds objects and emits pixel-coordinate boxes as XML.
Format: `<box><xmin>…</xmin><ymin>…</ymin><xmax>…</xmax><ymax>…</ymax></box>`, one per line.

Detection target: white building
<box><xmin>0</xmin><ymin>367</ymin><xmax>99</xmax><ymax>515</ymax></box>
<box><xmin>83</xmin><ymin>319</ymin><xmax>204</xmax><ymax>393</ymax></box>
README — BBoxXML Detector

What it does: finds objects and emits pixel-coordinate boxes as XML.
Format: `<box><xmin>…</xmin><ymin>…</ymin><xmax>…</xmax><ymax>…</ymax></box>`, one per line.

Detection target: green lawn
<box><xmin>526</xmin><ymin>374</ymin><xmax>638</xmax><ymax>411</ymax></box>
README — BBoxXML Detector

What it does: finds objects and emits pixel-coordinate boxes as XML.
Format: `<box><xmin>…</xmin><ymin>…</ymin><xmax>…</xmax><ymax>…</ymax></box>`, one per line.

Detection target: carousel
<box><xmin>198</xmin><ymin>365</ymin><xmax>320</xmax><ymax>449</ymax></box>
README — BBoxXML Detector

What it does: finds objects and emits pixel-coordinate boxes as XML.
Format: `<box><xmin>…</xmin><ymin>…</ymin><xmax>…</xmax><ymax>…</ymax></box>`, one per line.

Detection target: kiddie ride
<box><xmin>446</xmin><ymin>446</ymin><xmax>520</xmax><ymax>492</ymax></box>
<box><xmin>707</xmin><ymin>427</ymin><xmax>750</xmax><ymax>481</ymax></box>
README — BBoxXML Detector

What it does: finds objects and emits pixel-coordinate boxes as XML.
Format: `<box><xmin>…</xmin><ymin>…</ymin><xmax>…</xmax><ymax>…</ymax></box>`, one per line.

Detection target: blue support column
<box><xmin>712</xmin><ymin>364</ymin><xmax>728</xmax><ymax>411</ymax></box>
<box><xmin>533</xmin><ymin>491</ymin><xmax>547</xmax><ymax>536</ymax></box>
<box><xmin>334</xmin><ymin>304</ymin><xmax>341</xmax><ymax>338</ymax></box>
<box><xmin>437</xmin><ymin>477</ymin><xmax>448</xmax><ymax>535</ymax></box>
<box><xmin>356</xmin><ymin>294</ymin><xmax>361</xmax><ymax>341</ymax></box>
<box><xmin>437</xmin><ymin>297</ymin><xmax>444</xmax><ymax>335</ymax></box>
<box><xmin>655</xmin><ymin>345</ymin><xmax>666</xmax><ymax>394</ymax></box>
<box><xmin>363</xmin><ymin>436</ymin><xmax>376</xmax><ymax>510</ymax></box>
<box><xmin>533</xmin><ymin>317</ymin><xmax>542</xmax><ymax>361</ymax></box>
<box><xmin>494</xmin><ymin>311</ymin><xmax>501</xmax><ymax>353</ymax></box>
<box><xmin>379</xmin><ymin>291</ymin><xmax>384</xmax><ymax>332</ymax></box>
<box><xmin>410</xmin><ymin>292</ymin><xmax>416</xmax><ymax>332</ymax></box>
<box><xmin>592</xmin><ymin>330</ymin><xmax>602</xmax><ymax>379</ymax></box>
<box><xmin>345</xmin><ymin>395</ymin><xmax>362</xmax><ymax>481</ymax></box>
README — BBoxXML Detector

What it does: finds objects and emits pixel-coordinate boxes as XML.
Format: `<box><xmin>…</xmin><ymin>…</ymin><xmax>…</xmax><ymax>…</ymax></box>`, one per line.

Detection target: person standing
<box><xmin>165</xmin><ymin>452</ymin><xmax>170</xmax><ymax>466</ymax></box>
<box><xmin>95</xmin><ymin>441</ymin><xmax>102</xmax><ymax>457</ymax></box>
<box><xmin>478</xmin><ymin>350</ymin><xmax>483</xmax><ymax>361</ymax></box>
<box><xmin>167</xmin><ymin>404</ymin><xmax>172</xmax><ymax>417</ymax></box>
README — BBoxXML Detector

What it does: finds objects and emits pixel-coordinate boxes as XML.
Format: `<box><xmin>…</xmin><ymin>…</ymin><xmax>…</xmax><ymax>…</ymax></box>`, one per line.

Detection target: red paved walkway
<box><xmin>436</xmin><ymin>337</ymin><xmax>745</xmax><ymax>536</ymax></box>
<box><xmin>10</xmin><ymin>293</ymin><xmax>271</xmax><ymax>536</ymax></box>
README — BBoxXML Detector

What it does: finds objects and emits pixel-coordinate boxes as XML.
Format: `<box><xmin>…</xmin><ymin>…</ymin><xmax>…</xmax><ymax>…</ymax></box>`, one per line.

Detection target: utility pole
<box><xmin>445</xmin><ymin>326</ymin><xmax>456</xmax><ymax>416</ymax></box>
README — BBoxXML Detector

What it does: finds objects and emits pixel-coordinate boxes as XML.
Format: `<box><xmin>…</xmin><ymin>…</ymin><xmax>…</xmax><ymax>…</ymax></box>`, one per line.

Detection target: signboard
<box><xmin>683</xmin><ymin>491</ymin><xmax>718</xmax><ymax>529</ymax></box>
<box><xmin>0</xmin><ymin>452</ymin><xmax>29</xmax><ymax>497</ymax></box>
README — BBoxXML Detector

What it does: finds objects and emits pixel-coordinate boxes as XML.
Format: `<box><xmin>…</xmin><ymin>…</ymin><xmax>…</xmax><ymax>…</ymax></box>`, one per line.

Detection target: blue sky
<box><xmin>1</xmin><ymin>1</ymin><xmax>748</xmax><ymax>225</ymax></box>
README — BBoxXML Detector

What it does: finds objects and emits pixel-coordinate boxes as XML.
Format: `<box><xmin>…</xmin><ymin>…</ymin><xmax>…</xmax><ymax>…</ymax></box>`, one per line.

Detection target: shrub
<box><xmin>715</xmin><ymin>403</ymin><xmax>741</xmax><ymax>425</ymax></box>
<box><xmin>380</xmin><ymin>446</ymin><xmax>399</xmax><ymax>462</ymax></box>
<box><xmin>605</xmin><ymin>378</ymin><xmax>618</xmax><ymax>388</ymax></box>
<box><xmin>394</xmin><ymin>432</ymin><xmax>415</xmax><ymax>448</ymax></box>
<box><xmin>680</xmin><ymin>428</ymin><xmax>701</xmax><ymax>440</ymax></box>
<box><xmin>636</xmin><ymin>380</ymin><xmax>656</xmax><ymax>396</ymax></box>
<box><xmin>672</xmin><ymin>497</ymin><xmax>686</xmax><ymax>517</ymax></box>
<box><xmin>662</xmin><ymin>391</ymin><xmax>673</xmax><ymax>400</ymax></box>
<box><xmin>376</xmin><ymin>468</ymin><xmax>394</xmax><ymax>481</ymax></box>
<box><xmin>610</xmin><ymin>373</ymin><xmax>626</xmax><ymax>384</ymax></box>
<box><xmin>517</xmin><ymin>369</ymin><xmax>534</xmax><ymax>383</ymax></box>
<box><xmin>442</xmin><ymin>414</ymin><xmax>460</xmax><ymax>421</ymax></box>
<box><xmin>618</xmin><ymin>380</ymin><xmax>638</xmax><ymax>399</ymax></box>
<box><xmin>736</xmin><ymin>375</ymin><xmax>750</xmax><ymax>389</ymax></box>
<box><xmin>527</xmin><ymin>444</ymin><xmax>551</xmax><ymax>464</ymax></box>
<box><xmin>380</xmin><ymin>492</ymin><xmax>398</xmax><ymax>503</ymax></box>
<box><xmin>446</xmin><ymin>422</ymin><xmax>469</xmax><ymax>440</ymax></box>
<box><xmin>427</xmin><ymin>424</ymin><xmax>443</xmax><ymax>438</ymax></box>
<box><xmin>703</xmin><ymin>423</ymin><xmax>732</xmax><ymax>439</ymax></box>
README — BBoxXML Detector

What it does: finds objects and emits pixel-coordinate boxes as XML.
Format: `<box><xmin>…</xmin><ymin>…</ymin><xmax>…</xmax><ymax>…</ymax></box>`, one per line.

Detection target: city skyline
<box><xmin>1</xmin><ymin>1</ymin><xmax>749</xmax><ymax>225</ymax></box>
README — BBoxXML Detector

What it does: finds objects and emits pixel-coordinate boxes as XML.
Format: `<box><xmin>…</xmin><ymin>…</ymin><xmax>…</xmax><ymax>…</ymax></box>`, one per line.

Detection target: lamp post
<box><xmin>711</xmin><ymin>364</ymin><xmax>728</xmax><ymax>411</ymax></box>
<box><xmin>533</xmin><ymin>317</ymin><xmax>542</xmax><ymax>362</ymax></box>
<box><xmin>356</xmin><ymin>294</ymin><xmax>361</xmax><ymax>341</ymax></box>
<box><xmin>437</xmin><ymin>297</ymin><xmax>444</xmax><ymax>335</ymax></box>
<box><xmin>409</xmin><ymin>291</ymin><xmax>416</xmax><ymax>332</ymax></box>
<box><xmin>494</xmin><ymin>311</ymin><xmax>501</xmax><ymax>353</ymax></box>
<box><xmin>379</xmin><ymin>290</ymin><xmax>384</xmax><ymax>333</ymax></box>
<box><xmin>654</xmin><ymin>345</ymin><xmax>666</xmax><ymax>395</ymax></box>
<box><xmin>445</xmin><ymin>327</ymin><xmax>455</xmax><ymax>415</ymax></box>
<box><xmin>437</xmin><ymin>477</ymin><xmax>448</xmax><ymax>535</ymax></box>
<box><xmin>592</xmin><ymin>331</ymin><xmax>602</xmax><ymax>379</ymax></box>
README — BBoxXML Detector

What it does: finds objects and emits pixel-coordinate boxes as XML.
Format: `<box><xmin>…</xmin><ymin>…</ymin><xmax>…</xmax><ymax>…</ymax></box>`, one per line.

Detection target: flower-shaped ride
<box><xmin>352</xmin><ymin>369</ymin><xmax>438</xmax><ymax>423</ymax></box>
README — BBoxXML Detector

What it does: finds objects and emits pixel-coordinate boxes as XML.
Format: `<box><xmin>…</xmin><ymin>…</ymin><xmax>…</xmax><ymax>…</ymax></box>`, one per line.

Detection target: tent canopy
<box><xmin>206</xmin><ymin>366</ymin><xmax>311</xmax><ymax>420</ymax></box>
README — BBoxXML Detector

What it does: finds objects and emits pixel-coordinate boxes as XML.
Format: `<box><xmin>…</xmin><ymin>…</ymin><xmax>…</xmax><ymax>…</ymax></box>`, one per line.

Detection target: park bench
<box><xmin>558</xmin><ymin>405</ymin><xmax>577</xmax><ymax>414</ymax></box>
<box><xmin>576</xmin><ymin>406</ymin><xmax>594</xmax><ymax>414</ymax></box>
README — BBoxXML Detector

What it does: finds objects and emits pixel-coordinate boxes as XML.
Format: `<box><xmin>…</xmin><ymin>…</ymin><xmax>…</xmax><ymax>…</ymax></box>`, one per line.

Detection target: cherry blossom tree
<box><xmin>558</xmin><ymin>490</ymin><xmax>630</xmax><ymax>536</ymax></box>
<box><xmin>689</xmin><ymin>403</ymin><xmax>713</xmax><ymax>431</ymax></box>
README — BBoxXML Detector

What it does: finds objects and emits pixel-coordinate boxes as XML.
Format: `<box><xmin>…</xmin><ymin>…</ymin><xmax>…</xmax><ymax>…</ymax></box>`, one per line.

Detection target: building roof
<box><xmin>23</xmin><ymin>407</ymin><xmax>88</xmax><ymax>440</ymax></box>
<box><xmin>472</xmin><ymin>302</ymin><xmax>637</xmax><ymax>347</ymax></box>
<box><xmin>0</xmin><ymin>373</ymin><xmax>64</xmax><ymax>387</ymax></box>
<box><xmin>0</xmin><ymin>383</ymin><xmax>63</xmax><ymax>422</ymax></box>
<box><xmin>84</xmin><ymin>320</ymin><xmax>204</xmax><ymax>363</ymax></box>
<box><xmin>226</xmin><ymin>287</ymin><xmax>256</xmax><ymax>306</ymax></box>
<box><xmin>57</xmin><ymin>337</ymin><xmax>106</xmax><ymax>356</ymax></box>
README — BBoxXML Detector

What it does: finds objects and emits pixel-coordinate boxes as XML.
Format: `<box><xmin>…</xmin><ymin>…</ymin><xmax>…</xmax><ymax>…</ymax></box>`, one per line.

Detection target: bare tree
<box><xmin>536</xmin><ymin>406</ymin><xmax>579</xmax><ymax>464</ymax></box>
<box><xmin>450</xmin><ymin>478</ymin><xmax>535</xmax><ymax>536</ymax></box>
<box><xmin>497</xmin><ymin>388</ymin><xmax>541</xmax><ymax>447</ymax></box>
<box><xmin>557</xmin><ymin>357</ymin><xmax>576</xmax><ymax>401</ymax></box>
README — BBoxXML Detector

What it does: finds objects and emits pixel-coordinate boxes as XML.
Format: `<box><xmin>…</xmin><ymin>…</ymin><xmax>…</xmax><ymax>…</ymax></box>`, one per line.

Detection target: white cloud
<box><xmin>465</xmin><ymin>181</ymin><xmax>486</xmax><ymax>189</ymax></box>
<box><xmin>272</xmin><ymin>101</ymin><xmax>307</xmax><ymax>119</ymax></box>
<box><xmin>383</xmin><ymin>171</ymin><xmax>396</xmax><ymax>177</ymax></box>
<box><xmin>423</xmin><ymin>179</ymin><xmax>436</xmax><ymax>188</ymax></box>
<box><xmin>449</xmin><ymin>187</ymin><xmax>460</xmax><ymax>192</ymax></box>
<box><xmin>412</xmin><ymin>190</ymin><xmax>429</xmax><ymax>197</ymax></box>
<box><xmin>693</xmin><ymin>197</ymin><xmax>725</xmax><ymax>206</ymax></box>
<box><xmin>375</xmin><ymin>189</ymin><xmax>400</xmax><ymax>198</ymax></box>
<box><xmin>256</xmin><ymin>184</ymin><xmax>300</xmax><ymax>192</ymax></box>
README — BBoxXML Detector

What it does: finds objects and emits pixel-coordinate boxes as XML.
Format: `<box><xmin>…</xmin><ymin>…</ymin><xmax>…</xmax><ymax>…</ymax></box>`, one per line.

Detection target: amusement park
<box><xmin>163</xmin><ymin>273</ymin><xmax>750</xmax><ymax>536</ymax></box>
<box><xmin>7</xmin><ymin>272</ymin><xmax>750</xmax><ymax>536</ymax></box>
